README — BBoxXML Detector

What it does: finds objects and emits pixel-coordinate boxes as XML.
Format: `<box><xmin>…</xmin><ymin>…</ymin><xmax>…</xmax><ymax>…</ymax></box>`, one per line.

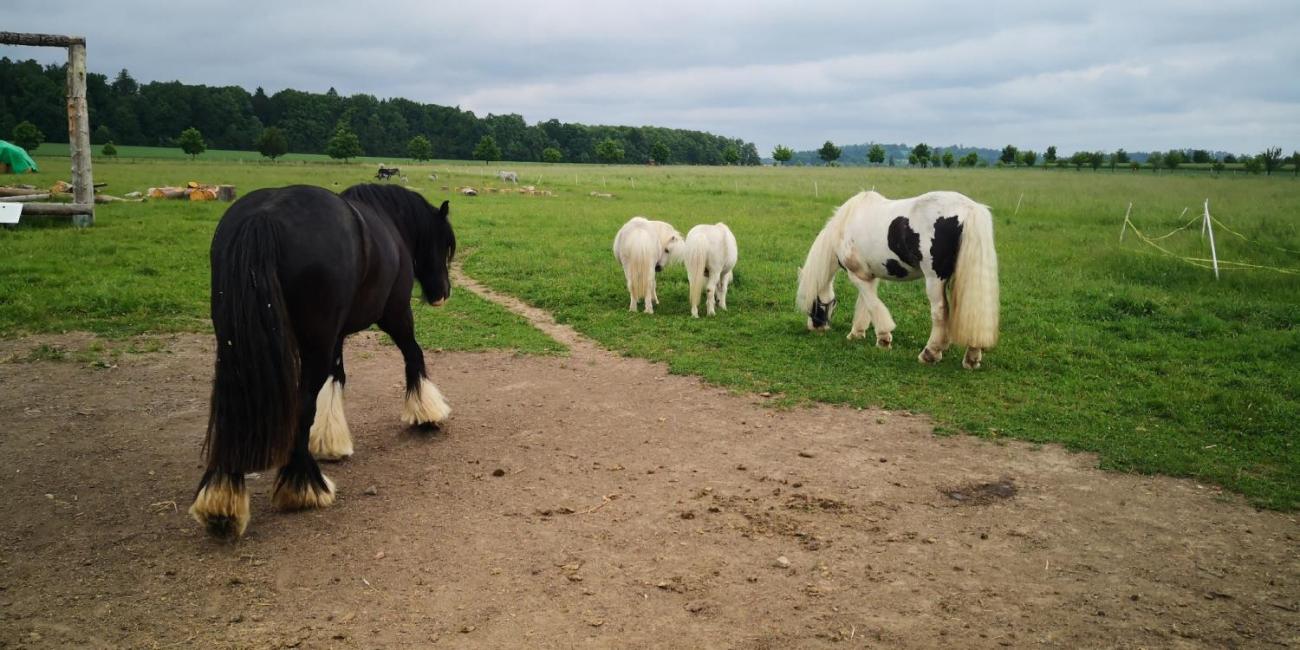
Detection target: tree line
<box><xmin>0</xmin><ymin>57</ymin><xmax>761</xmax><ymax>166</ymax></box>
<box><xmin>772</xmin><ymin>139</ymin><xmax>1298</xmax><ymax>175</ymax></box>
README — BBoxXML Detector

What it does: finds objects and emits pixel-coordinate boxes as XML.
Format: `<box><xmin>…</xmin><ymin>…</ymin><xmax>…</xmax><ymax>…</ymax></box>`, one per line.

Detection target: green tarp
<box><xmin>0</xmin><ymin>140</ymin><xmax>38</xmax><ymax>173</ymax></box>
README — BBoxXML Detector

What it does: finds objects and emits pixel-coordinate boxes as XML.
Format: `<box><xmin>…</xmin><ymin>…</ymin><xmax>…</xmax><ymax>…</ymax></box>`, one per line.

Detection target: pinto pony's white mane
<box><xmin>796</xmin><ymin>192</ymin><xmax>878</xmax><ymax>313</ymax></box>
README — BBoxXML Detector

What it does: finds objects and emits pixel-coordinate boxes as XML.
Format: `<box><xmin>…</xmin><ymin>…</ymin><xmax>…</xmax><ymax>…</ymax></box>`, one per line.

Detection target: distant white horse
<box><xmin>613</xmin><ymin>216</ymin><xmax>683</xmax><ymax>313</ymax></box>
<box><xmin>684</xmin><ymin>222</ymin><xmax>738</xmax><ymax>318</ymax></box>
<box><xmin>796</xmin><ymin>191</ymin><xmax>999</xmax><ymax>369</ymax></box>
<box><xmin>498</xmin><ymin>171</ymin><xmax>519</xmax><ymax>183</ymax></box>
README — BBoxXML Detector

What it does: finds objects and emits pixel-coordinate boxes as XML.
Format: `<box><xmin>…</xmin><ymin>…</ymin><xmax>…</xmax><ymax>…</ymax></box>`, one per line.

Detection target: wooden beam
<box><xmin>0</xmin><ymin>32</ymin><xmax>85</xmax><ymax>47</ymax></box>
<box><xmin>66</xmin><ymin>41</ymin><xmax>94</xmax><ymax>227</ymax></box>
<box><xmin>17</xmin><ymin>203</ymin><xmax>94</xmax><ymax>216</ymax></box>
<box><xmin>0</xmin><ymin>187</ymin><xmax>45</xmax><ymax>197</ymax></box>
<box><xmin>0</xmin><ymin>193</ymin><xmax>51</xmax><ymax>203</ymax></box>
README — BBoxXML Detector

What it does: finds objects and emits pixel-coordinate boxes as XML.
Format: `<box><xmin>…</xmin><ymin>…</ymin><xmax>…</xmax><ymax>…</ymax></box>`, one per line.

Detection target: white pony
<box><xmin>498</xmin><ymin>170</ymin><xmax>519</xmax><ymax>183</ymax></box>
<box><xmin>613</xmin><ymin>216</ymin><xmax>683</xmax><ymax>313</ymax></box>
<box><xmin>684</xmin><ymin>222</ymin><xmax>738</xmax><ymax>318</ymax></box>
<box><xmin>796</xmin><ymin>191</ymin><xmax>999</xmax><ymax>369</ymax></box>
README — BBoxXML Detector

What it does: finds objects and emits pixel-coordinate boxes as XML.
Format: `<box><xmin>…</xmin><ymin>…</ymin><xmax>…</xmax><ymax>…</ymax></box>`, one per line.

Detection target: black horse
<box><xmin>190</xmin><ymin>184</ymin><xmax>455</xmax><ymax>540</ymax></box>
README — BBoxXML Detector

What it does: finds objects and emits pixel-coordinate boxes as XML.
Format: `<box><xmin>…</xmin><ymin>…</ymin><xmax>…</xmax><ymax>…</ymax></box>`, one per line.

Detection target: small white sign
<box><xmin>0</xmin><ymin>202</ymin><xmax>23</xmax><ymax>224</ymax></box>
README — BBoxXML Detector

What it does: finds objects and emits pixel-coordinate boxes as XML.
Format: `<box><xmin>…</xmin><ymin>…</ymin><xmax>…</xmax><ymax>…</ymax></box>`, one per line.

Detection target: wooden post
<box><xmin>66</xmin><ymin>40</ymin><xmax>94</xmax><ymax>227</ymax></box>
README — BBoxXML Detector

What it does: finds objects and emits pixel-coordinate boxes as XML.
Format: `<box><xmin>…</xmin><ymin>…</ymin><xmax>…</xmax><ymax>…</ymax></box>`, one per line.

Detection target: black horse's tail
<box><xmin>204</xmin><ymin>216</ymin><xmax>299</xmax><ymax>474</ymax></box>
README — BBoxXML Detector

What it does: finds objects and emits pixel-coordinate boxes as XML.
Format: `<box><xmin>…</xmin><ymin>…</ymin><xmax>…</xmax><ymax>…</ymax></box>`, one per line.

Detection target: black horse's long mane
<box><xmin>341</xmin><ymin>183</ymin><xmax>456</xmax><ymax>264</ymax></box>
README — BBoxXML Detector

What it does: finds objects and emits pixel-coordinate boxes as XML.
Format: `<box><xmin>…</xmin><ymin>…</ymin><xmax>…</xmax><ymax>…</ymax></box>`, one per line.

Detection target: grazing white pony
<box><xmin>796</xmin><ymin>191</ymin><xmax>999</xmax><ymax>369</ymax></box>
<box><xmin>613</xmin><ymin>216</ymin><xmax>683</xmax><ymax>313</ymax></box>
<box><xmin>498</xmin><ymin>170</ymin><xmax>519</xmax><ymax>183</ymax></box>
<box><xmin>684</xmin><ymin>222</ymin><xmax>738</xmax><ymax>318</ymax></box>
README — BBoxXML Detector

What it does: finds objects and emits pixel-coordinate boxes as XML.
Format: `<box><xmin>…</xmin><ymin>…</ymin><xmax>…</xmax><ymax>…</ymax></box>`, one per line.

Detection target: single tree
<box><xmin>1090</xmin><ymin>151</ymin><xmax>1105</xmax><ymax>171</ymax></box>
<box><xmin>1021</xmin><ymin>150</ymin><xmax>1038</xmax><ymax>167</ymax></box>
<box><xmin>542</xmin><ymin>147</ymin><xmax>563</xmax><ymax>163</ymax></box>
<box><xmin>12</xmin><ymin>121</ymin><xmax>44</xmax><ymax>152</ymax></box>
<box><xmin>178</xmin><ymin>127</ymin><xmax>206</xmax><ymax>160</ymax></box>
<box><xmin>407</xmin><ymin>134</ymin><xmax>433</xmax><ymax>161</ymax></box>
<box><xmin>1211</xmin><ymin>160</ymin><xmax>1226</xmax><ymax>175</ymax></box>
<box><xmin>650</xmin><ymin>141</ymin><xmax>671</xmax><ymax>164</ymax></box>
<box><xmin>1146</xmin><ymin>151</ymin><xmax>1163</xmax><ymax>173</ymax></box>
<box><xmin>102</xmin><ymin>141</ymin><xmax>118</xmax><ymax>157</ymax></box>
<box><xmin>257</xmin><ymin>127</ymin><xmax>289</xmax><ymax>161</ymax></box>
<box><xmin>1290</xmin><ymin>151</ymin><xmax>1299</xmax><ymax>177</ymax></box>
<box><xmin>1114</xmin><ymin>148</ymin><xmax>1130</xmax><ymax>164</ymax></box>
<box><xmin>1243</xmin><ymin>156</ymin><xmax>1263</xmax><ymax>174</ymax></box>
<box><xmin>91</xmin><ymin>124</ymin><xmax>114</xmax><ymax>145</ymax></box>
<box><xmin>326</xmin><ymin>123</ymin><xmax>363</xmax><ymax>162</ymax></box>
<box><xmin>1164</xmin><ymin>149</ymin><xmax>1184</xmax><ymax>171</ymax></box>
<box><xmin>473</xmin><ymin>135</ymin><xmax>501</xmax><ymax>164</ymax></box>
<box><xmin>867</xmin><ymin>144</ymin><xmax>886</xmax><ymax>165</ymax></box>
<box><xmin>1000</xmin><ymin>145</ymin><xmax>1019</xmax><ymax>166</ymax></box>
<box><xmin>1259</xmin><ymin>147</ymin><xmax>1283</xmax><ymax>175</ymax></box>
<box><xmin>1129</xmin><ymin>161</ymin><xmax>1140</xmax><ymax>173</ymax></box>
<box><xmin>911</xmin><ymin>143</ymin><xmax>931</xmax><ymax>167</ymax></box>
<box><xmin>1191</xmin><ymin>149</ymin><xmax>1211</xmax><ymax>164</ymax></box>
<box><xmin>818</xmin><ymin>140</ymin><xmax>842</xmax><ymax>165</ymax></box>
<box><xmin>1045</xmin><ymin>145</ymin><xmax>1057</xmax><ymax>163</ymax></box>
<box><xmin>1069</xmin><ymin>151</ymin><xmax>1088</xmax><ymax>170</ymax></box>
<box><xmin>772</xmin><ymin>144</ymin><xmax>794</xmax><ymax>165</ymax></box>
<box><xmin>942</xmin><ymin>151</ymin><xmax>955</xmax><ymax>168</ymax></box>
<box><xmin>595</xmin><ymin>137</ymin><xmax>624</xmax><ymax>163</ymax></box>
<box><xmin>1223</xmin><ymin>153</ymin><xmax>1238</xmax><ymax>164</ymax></box>
<box><xmin>722</xmin><ymin>144</ymin><xmax>740</xmax><ymax>165</ymax></box>
<box><xmin>908</xmin><ymin>152</ymin><xmax>919</xmax><ymax>166</ymax></box>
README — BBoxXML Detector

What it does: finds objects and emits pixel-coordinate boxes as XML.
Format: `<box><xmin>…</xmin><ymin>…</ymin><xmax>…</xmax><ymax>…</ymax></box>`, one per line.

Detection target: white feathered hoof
<box><xmin>918</xmin><ymin>347</ymin><xmax>943</xmax><ymax>364</ymax></box>
<box><xmin>402</xmin><ymin>377</ymin><xmax>451</xmax><ymax>427</ymax></box>
<box><xmin>846</xmin><ymin>329</ymin><xmax>866</xmax><ymax>340</ymax></box>
<box><xmin>272</xmin><ymin>472</ymin><xmax>336</xmax><ymax>511</ymax></box>
<box><xmin>189</xmin><ymin>473</ymin><xmax>250</xmax><ymax>540</ymax></box>
<box><xmin>963</xmin><ymin>348</ymin><xmax>983</xmax><ymax>370</ymax></box>
<box><xmin>309</xmin><ymin>379</ymin><xmax>353</xmax><ymax>461</ymax></box>
<box><xmin>876</xmin><ymin>332</ymin><xmax>893</xmax><ymax>349</ymax></box>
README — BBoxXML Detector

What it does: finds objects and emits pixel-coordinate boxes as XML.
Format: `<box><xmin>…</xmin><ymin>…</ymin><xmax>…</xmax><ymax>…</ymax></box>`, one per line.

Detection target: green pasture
<box><xmin>2</xmin><ymin>151</ymin><xmax>1296</xmax><ymax>509</ymax></box>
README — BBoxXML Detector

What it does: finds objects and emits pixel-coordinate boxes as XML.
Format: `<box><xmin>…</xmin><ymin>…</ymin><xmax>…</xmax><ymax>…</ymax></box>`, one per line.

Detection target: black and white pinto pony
<box><xmin>190</xmin><ymin>184</ymin><xmax>456</xmax><ymax>539</ymax></box>
<box><xmin>796</xmin><ymin>191</ymin><xmax>999</xmax><ymax>369</ymax></box>
<box><xmin>613</xmin><ymin>216</ymin><xmax>683</xmax><ymax>313</ymax></box>
<box><xmin>684</xmin><ymin>222</ymin><xmax>738</xmax><ymax>318</ymax></box>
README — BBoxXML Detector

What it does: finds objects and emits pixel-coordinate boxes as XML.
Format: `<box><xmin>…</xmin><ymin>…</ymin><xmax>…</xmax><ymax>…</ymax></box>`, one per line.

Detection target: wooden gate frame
<box><xmin>0</xmin><ymin>31</ymin><xmax>95</xmax><ymax>226</ymax></box>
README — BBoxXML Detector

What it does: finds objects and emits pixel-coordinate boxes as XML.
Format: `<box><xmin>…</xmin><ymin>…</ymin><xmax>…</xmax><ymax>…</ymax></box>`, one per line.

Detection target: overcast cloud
<box><xmin>4</xmin><ymin>0</ymin><xmax>1298</xmax><ymax>154</ymax></box>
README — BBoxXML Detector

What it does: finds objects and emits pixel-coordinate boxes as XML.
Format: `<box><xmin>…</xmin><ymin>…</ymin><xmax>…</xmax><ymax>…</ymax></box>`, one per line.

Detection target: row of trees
<box><xmin>774</xmin><ymin>139</ymin><xmax>1298</xmax><ymax>175</ymax></box>
<box><xmin>0</xmin><ymin>57</ymin><xmax>760</xmax><ymax>165</ymax></box>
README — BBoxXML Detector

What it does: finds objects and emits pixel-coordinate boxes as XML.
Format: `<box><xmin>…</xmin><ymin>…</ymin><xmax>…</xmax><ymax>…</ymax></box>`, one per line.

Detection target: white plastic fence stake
<box><xmin>814</xmin><ymin>181</ymin><xmax>819</xmax><ymax>197</ymax></box>
<box><xmin>1203</xmin><ymin>198</ymin><xmax>1220</xmax><ymax>279</ymax></box>
<box><xmin>1014</xmin><ymin>193</ymin><xmax>1024</xmax><ymax>215</ymax></box>
<box><xmin>1119</xmin><ymin>202</ymin><xmax>1132</xmax><ymax>241</ymax></box>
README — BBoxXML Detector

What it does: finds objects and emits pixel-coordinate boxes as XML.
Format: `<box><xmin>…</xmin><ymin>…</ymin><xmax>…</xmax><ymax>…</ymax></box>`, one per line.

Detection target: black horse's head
<box><xmin>415</xmin><ymin>199</ymin><xmax>455</xmax><ymax>306</ymax></box>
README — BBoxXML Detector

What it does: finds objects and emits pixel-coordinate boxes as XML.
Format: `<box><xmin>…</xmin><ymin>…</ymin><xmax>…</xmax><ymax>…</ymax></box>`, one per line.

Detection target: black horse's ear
<box><xmin>438</xmin><ymin>200</ymin><xmax>450</xmax><ymax>216</ymax></box>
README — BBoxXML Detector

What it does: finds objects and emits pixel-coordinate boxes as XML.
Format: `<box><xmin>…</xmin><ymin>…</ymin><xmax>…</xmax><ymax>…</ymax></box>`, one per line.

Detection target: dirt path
<box><xmin>0</xmin><ymin>279</ymin><xmax>1296</xmax><ymax>648</ymax></box>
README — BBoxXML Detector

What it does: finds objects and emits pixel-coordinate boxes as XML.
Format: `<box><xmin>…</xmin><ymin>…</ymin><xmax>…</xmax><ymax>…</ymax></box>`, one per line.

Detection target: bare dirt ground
<box><xmin>0</xmin><ymin>278</ymin><xmax>1296</xmax><ymax>649</ymax></box>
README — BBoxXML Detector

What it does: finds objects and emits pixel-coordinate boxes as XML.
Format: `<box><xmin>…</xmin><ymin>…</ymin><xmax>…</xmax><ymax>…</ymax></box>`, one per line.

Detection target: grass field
<box><xmin>3</xmin><ymin>151</ymin><xmax>1297</xmax><ymax>509</ymax></box>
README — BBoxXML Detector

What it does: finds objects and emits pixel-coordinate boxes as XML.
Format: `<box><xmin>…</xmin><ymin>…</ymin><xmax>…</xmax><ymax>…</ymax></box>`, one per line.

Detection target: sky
<box><xmin>4</xmin><ymin>0</ymin><xmax>1298</xmax><ymax>155</ymax></box>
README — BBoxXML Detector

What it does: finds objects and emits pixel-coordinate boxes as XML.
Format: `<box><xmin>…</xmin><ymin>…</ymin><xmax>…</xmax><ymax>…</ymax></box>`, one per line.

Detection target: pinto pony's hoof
<box><xmin>962</xmin><ymin>348</ymin><xmax>984</xmax><ymax>370</ymax></box>
<box><xmin>846</xmin><ymin>330</ymin><xmax>866</xmax><ymax>340</ymax></box>
<box><xmin>402</xmin><ymin>377</ymin><xmax>451</xmax><ymax>427</ymax></box>
<box><xmin>918</xmin><ymin>347</ymin><xmax>943</xmax><ymax>364</ymax></box>
<box><xmin>189</xmin><ymin>472</ymin><xmax>250</xmax><ymax>541</ymax></box>
<box><xmin>876</xmin><ymin>333</ymin><xmax>893</xmax><ymax>349</ymax></box>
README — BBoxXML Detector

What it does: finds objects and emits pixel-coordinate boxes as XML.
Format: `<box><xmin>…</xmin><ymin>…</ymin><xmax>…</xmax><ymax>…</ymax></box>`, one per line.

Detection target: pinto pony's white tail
<box><xmin>685</xmin><ymin>234</ymin><xmax>709</xmax><ymax>316</ymax></box>
<box><xmin>948</xmin><ymin>204</ymin><xmax>999</xmax><ymax>349</ymax></box>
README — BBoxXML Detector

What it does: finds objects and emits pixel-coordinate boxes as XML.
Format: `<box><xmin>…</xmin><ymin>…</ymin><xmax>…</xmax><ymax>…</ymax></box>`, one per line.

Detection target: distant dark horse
<box><xmin>190</xmin><ymin>184</ymin><xmax>455</xmax><ymax>539</ymax></box>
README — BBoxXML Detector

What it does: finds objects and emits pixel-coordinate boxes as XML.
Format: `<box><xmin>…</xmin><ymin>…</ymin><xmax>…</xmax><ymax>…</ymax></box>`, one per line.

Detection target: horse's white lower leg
<box><xmin>272</xmin><ymin>471</ymin><xmax>336</xmax><ymax>511</ymax></box>
<box><xmin>919</xmin><ymin>277</ymin><xmax>950</xmax><ymax>364</ymax></box>
<box><xmin>963</xmin><ymin>348</ymin><xmax>983</xmax><ymax>370</ymax></box>
<box><xmin>718</xmin><ymin>271</ymin><xmax>732</xmax><ymax>310</ymax></box>
<box><xmin>705</xmin><ymin>277</ymin><xmax>718</xmax><ymax>316</ymax></box>
<box><xmin>309</xmin><ymin>378</ymin><xmax>353</xmax><ymax>460</ymax></box>
<box><xmin>847</xmin><ymin>290</ymin><xmax>872</xmax><ymax>340</ymax></box>
<box><xmin>402</xmin><ymin>376</ymin><xmax>451</xmax><ymax>426</ymax></box>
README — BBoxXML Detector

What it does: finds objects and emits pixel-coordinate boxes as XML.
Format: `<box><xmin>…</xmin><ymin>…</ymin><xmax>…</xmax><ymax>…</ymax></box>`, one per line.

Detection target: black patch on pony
<box><xmin>810</xmin><ymin>296</ymin><xmax>837</xmax><ymax>328</ymax></box>
<box><xmin>930</xmin><ymin>215</ymin><xmax>963</xmax><ymax>280</ymax></box>
<box><xmin>887</xmin><ymin>217</ymin><xmax>923</xmax><ymax>267</ymax></box>
<box><xmin>884</xmin><ymin>259</ymin><xmax>911</xmax><ymax>279</ymax></box>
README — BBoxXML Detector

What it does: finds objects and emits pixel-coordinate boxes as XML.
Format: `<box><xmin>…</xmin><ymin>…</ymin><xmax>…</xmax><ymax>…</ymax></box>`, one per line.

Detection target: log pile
<box><xmin>147</xmin><ymin>182</ymin><xmax>236</xmax><ymax>202</ymax></box>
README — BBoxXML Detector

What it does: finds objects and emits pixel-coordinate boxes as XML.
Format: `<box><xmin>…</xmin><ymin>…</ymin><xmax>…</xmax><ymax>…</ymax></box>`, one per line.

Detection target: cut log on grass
<box><xmin>17</xmin><ymin>202</ymin><xmax>94</xmax><ymax>216</ymax></box>
<box><xmin>216</xmin><ymin>185</ymin><xmax>236</xmax><ymax>201</ymax></box>
<box><xmin>0</xmin><ymin>187</ymin><xmax>44</xmax><ymax>197</ymax></box>
<box><xmin>0</xmin><ymin>193</ymin><xmax>50</xmax><ymax>202</ymax></box>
